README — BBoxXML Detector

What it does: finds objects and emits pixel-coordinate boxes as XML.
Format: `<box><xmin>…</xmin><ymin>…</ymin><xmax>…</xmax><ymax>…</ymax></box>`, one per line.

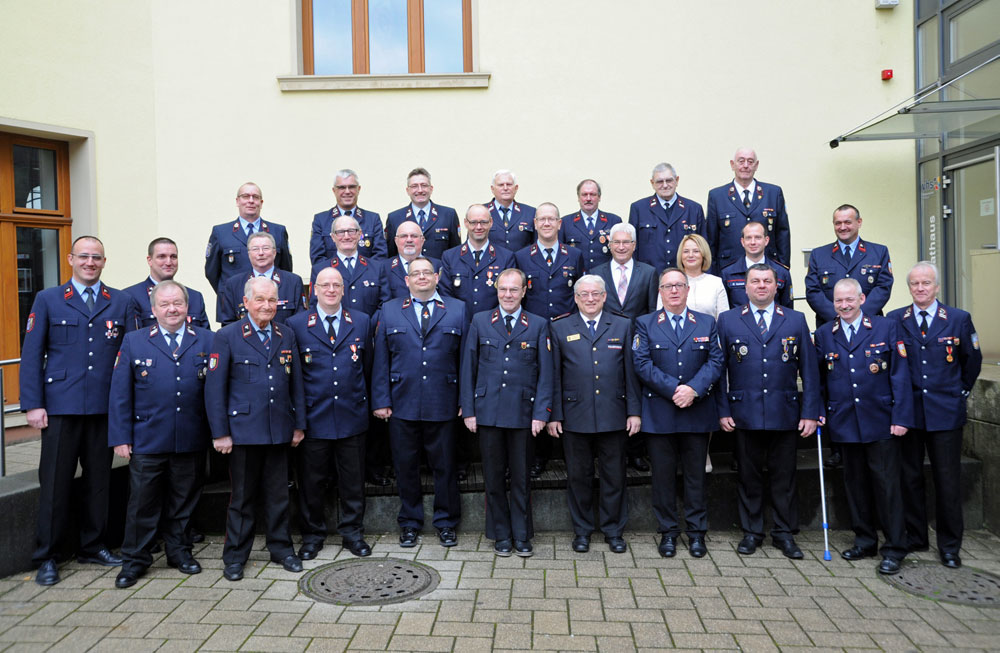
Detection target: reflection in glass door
<box><xmin>952</xmin><ymin>155</ymin><xmax>999</xmax><ymax>310</ymax></box>
<box><xmin>15</xmin><ymin>227</ymin><xmax>61</xmax><ymax>346</ymax></box>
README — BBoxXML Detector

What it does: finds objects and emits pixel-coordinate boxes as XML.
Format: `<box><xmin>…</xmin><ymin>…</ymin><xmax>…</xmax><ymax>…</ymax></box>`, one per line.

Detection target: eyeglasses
<box><xmin>72</xmin><ymin>253</ymin><xmax>105</xmax><ymax>261</ymax></box>
<box><xmin>659</xmin><ymin>283</ymin><xmax>687</xmax><ymax>291</ymax></box>
<box><xmin>575</xmin><ymin>291</ymin><xmax>605</xmax><ymax>299</ymax></box>
<box><xmin>652</xmin><ymin>178</ymin><xmax>677</xmax><ymax>186</ymax></box>
<box><xmin>408</xmin><ymin>270</ymin><xmax>435</xmax><ymax>278</ymax></box>
<box><xmin>249</xmin><ymin>246</ymin><xmax>274</xmax><ymax>253</ymax></box>
<box><xmin>535</xmin><ymin>217</ymin><xmax>560</xmax><ymax>224</ymax></box>
<box><xmin>407</xmin><ymin>183</ymin><xmax>431</xmax><ymax>190</ymax></box>
<box><xmin>466</xmin><ymin>220</ymin><xmax>490</xmax><ymax>227</ymax></box>
<box><xmin>333</xmin><ymin>228</ymin><xmax>360</xmax><ymax>236</ymax></box>
<box><xmin>334</xmin><ymin>184</ymin><xmax>359</xmax><ymax>191</ymax></box>
<box><xmin>315</xmin><ymin>282</ymin><xmax>344</xmax><ymax>290</ymax></box>
<box><xmin>497</xmin><ymin>286</ymin><xmax>523</xmax><ymax>294</ymax></box>
<box><xmin>238</xmin><ymin>193</ymin><xmax>262</xmax><ymax>201</ymax></box>
<box><xmin>610</xmin><ymin>240</ymin><xmax>633</xmax><ymax>246</ymax></box>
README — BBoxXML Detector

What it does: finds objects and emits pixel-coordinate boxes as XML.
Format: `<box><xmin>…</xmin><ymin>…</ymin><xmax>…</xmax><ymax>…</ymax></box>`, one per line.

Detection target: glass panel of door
<box><xmin>16</xmin><ymin>227</ymin><xmax>61</xmax><ymax>347</ymax></box>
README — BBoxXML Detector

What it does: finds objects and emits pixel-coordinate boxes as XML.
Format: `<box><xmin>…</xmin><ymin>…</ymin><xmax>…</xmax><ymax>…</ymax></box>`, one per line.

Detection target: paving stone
<box><xmin>568</xmin><ymin>598</ymin><xmax>604</xmax><ymax>621</ymax></box>
<box><xmin>241</xmin><ymin>635</ymin><xmax>309</xmax><ymax>652</ymax></box>
<box><xmin>162</xmin><ymin>598</ymin><xmax>215</xmax><ymax>623</ymax></box>
<box><xmin>472</xmin><ymin>609</ymin><xmax>532</xmax><ymax>624</ymax></box>
<box><xmin>604</xmin><ymin>608</ymin><xmax>664</xmax><ymax>623</ymax></box>
<box><xmin>106</xmin><ymin>612</ymin><xmax>168</xmax><ymax>638</ymax></box>
<box><xmin>200</xmin><ymin>624</ymin><xmax>255</xmax><ymax>650</ymax></box>
<box><xmin>660</xmin><ymin>609</ymin><xmax>703</xmax><ymax>633</ymax></box>
<box><xmin>199</xmin><ymin>610</ymin><xmax>268</xmax><ymax>625</ymax></box>
<box><xmin>570</xmin><ymin>621</ymin><xmax>631</xmax><ymax>637</ymax></box>
<box><xmin>450</xmin><ymin>636</ymin><xmax>493</xmax><ymax>652</ymax></box>
<box><xmin>346</xmin><ymin>624</ymin><xmax>394</xmax><ymax>649</ymax></box>
<box><xmin>394</xmin><ymin>611</ymin><xmax>435</xmax><ymax>635</ymax></box>
<box><xmin>385</xmin><ymin>634</ymin><xmax>454</xmax><ymax>651</ymax></box>
<box><xmin>762</xmin><ymin>620</ymin><xmax>812</xmax><ymax>646</ymax></box>
<box><xmin>255</xmin><ymin>612</ymin><xmax>305</xmax><ymax>637</ymax></box>
<box><xmin>545</xmin><ymin>586</ymin><xmax>602</xmax><ymax>600</ymax></box>
<box><xmin>494</xmin><ymin>622</ymin><xmax>532</xmax><ymax>648</ymax></box>
<box><xmin>511</xmin><ymin>578</ymin><xmax>544</xmax><ymax>598</ymax></box>
<box><xmin>302</xmin><ymin>638</ymin><xmax>350</xmax><ymax>652</ymax></box>
<box><xmin>45</xmin><ymin>626</ymin><xmax>110</xmax><ymax>652</ymax></box>
<box><xmin>430</xmin><ymin>621</ymin><xmax>494</xmax><ymax>638</ymax></box>
<box><xmin>733</xmin><ymin>633</ymin><xmax>780</xmax><ymax>652</ymax></box>
<box><xmin>595</xmin><ymin>635</ymin><xmax>639</xmax><ymax>652</ymax></box>
<box><xmin>435</xmin><ymin>601</ymin><xmax>474</xmax><ymax>622</ymax></box>
<box><xmin>670</xmin><ymin>632</ymin><xmax>738</xmax><ymax>649</ymax></box>
<box><xmin>532</xmin><ymin>633</ymin><xmax>597</xmax><ymax>650</ymax></box>
<box><xmin>533</xmin><ymin>610</ymin><xmax>570</xmax><ymax>635</ymax></box>
<box><xmin>90</xmin><ymin>637</ymin><xmax>164</xmax><ymax>652</ymax></box>
<box><xmin>337</xmin><ymin>611</ymin><xmax>400</xmax><ymax>625</ymax></box>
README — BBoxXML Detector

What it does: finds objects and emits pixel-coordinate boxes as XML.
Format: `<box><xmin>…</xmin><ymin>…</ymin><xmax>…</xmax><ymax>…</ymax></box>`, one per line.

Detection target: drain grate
<box><xmin>883</xmin><ymin>560</ymin><xmax>1000</xmax><ymax>606</ymax></box>
<box><xmin>299</xmin><ymin>558</ymin><xmax>440</xmax><ymax>606</ymax></box>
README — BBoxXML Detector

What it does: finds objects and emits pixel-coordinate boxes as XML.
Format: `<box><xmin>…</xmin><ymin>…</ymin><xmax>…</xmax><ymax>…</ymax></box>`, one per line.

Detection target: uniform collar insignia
<box><xmin>657</xmin><ymin>311</ymin><xmax>666</xmax><ymax>323</ymax></box>
<box><xmin>273</xmin><ymin>323</ymin><xmax>282</xmax><ymax>337</ymax></box>
<box><xmin>343</xmin><ymin>310</ymin><xmax>353</xmax><ymax>323</ymax></box>
<box><xmin>273</xmin><ymin>271</ymin><xmax>282</xmax><ymax>284</ymax></box>
<box><xmin>460</xmin><ymin>244</ymin><xmax>468</xmax><ymax>255</ymax></box>
<box><xmin>358</xmin><ymin>256</ymin><xmax>368</xmax><ymax>266</ymax></box>
<box><xmin>488</xmin><ymin>244</ymin><xmax>495</xmax><ymax>256</ymax></box>
<box><xmin>529</xmin><ymin>245</ymin><xmax>538</xmax><ymax>255</ymax></box>
<box><xmin>775</xmin><ymin>305</ymin><xmax>784</xmax><ymax>316</ymax></box>
<box><xmin>232</xmin><ymin>221</ymin><xmax>240</xmax><ymax>231</ymax></box>
<box><xmin>307</xmin><ymin>313</ymin><xmax>318</xmax><ymax>327</ymax></box>
<box><xmin>741</xmin><ymin>305</ymin><xmax>750</xmax><ymax>314</ymax></box>
<box><xmin>260</xmin><ymin>221</ymin><xmax>269</xmax><ymax>232</ymax></box>
<box><xmin>242</xmin><ymin>322</ymin><xmax>253</xmax><ymax>338</ymax></box>
<box><xmin>903</xmin><ymin>306</ymin><xmax>912</xmax><ymax>319</ymax></box>
<box><xmin>573</xmin><ymin>214</ymin><xmax>581</xmax><ymax>222</ymax></box>
<box><xmin>559</xmin><ymin>245</ymin><xmax>568</xmax><ymax>255</ymax></box>
<box><xmin>391</xmin><ymin>257</ymin><xmax>399</xmax><ymax>268</ymax></box>
<box><xmin>101</xmin><ymin>285</ymin><xmax>110</xmax><ymax>299</ymax></box>
<box><xmin>434</xmin><ymin>299</ymin><xmax>445</xmax><ymax>308</ymax></box>
<box><xmin>862</xmin><ymin>315</ymin><xmax>872</xmax><ymax>329</ymax></box>
<box><xmin>677</xmin><ymin>198</ymin><xmax>686</xmax><ymax>209</ymax></box>
<box><xmin>520</xmin><ymin>312</ymin><xmax>529</xmax><ymax>326</ymax></box>
<box><xmin>149</xmin><ymin>325</ymin><xmax>159</xmax><ymax>336</ymax></box>
<box><xmin>402</xmin><ymin>298</ymin><xmax>412</xmax><ymax>308</ymax></box>
<box><xmin>491</xmin><ymin>310</ymin><xmax>500</xmax><ymax>324</ymax></box>
<box><xmin>64</xmin><ymin>285</ymin><xmax>74</xmax><ymax>299</ymax></box>
<box><xmin>687</xmin><ymin>311</ymin><xmax>696</xmax><ymax>323</ymax></box>
<box><xmin>186</xmin><ymin>325</ymin><xmax>196</xmax><ymax>335</ymax></box>
<box><xmin>938</xmin><ymin>306</ymin><xmax>948</xmax><ymax>320</ymax></box>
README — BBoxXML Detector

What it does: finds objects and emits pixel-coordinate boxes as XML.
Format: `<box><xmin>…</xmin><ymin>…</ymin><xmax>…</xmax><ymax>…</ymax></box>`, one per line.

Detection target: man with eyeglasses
<box><xmin>814</xmin><ymin>278</ymin><xmax>913</xmax><ymax>575</ymax></box>
<box><xmin>385</xmin><ymin>168</ymin><xmax>460</xmax><ymax>259</ymax></box>
<box><xmin>514</xmin><ymin>203</ymin><xmax>584</xmax><ymax>478</ymax></box>
<box><xmin>720</xmin><ymin>221</ymin><xmax>794</xmax><ymax>309</ymax></box>
<box><xmin>440</xmin><ymin>204</ymin><xmax>516</xmax><ymax>322</ymax></box>
<box><xmin>125</xmin><ymin>237</ymin><xmax>211</xmax><ymax>330</ymax></box>
<box><xmin>632</xmin><ymin>268</ymin><xmax>724</xmax><ymax>559</ymax></box>
<box><xmin>460</xmin><ymin>268</ymin><xmax>552</xmax><ymax>557</ymax></box>
<box><xmin>206</xmin><ymin>277</ymin><xmax>307</xmax><ymax>582</ymax></box>
<box><xmin>386</xmin><ymin>220</ymin><xmax>441</xmax><ymax>300</ymax></box>
<box><xmin>287</xmin><ymin>267</ymin><xmax>374</xmax><ymax>560</ymax></box>
<box><xmin>309</xmin><ymin>169</ymin><xmax>387</xmax><ymax>264</ymax></box>
<box><xmin>487</xmin><ymin>169</ymin><xmax>536</xmax><ymax>252</ymax></box>
<box><xmin>310</xmin><ymin>216</ymin><xmax>390</xmax><ymax>317</ymax></box>
<box><xmin>628</xmin><ymin>163</ymin><xmax>706</xmax><ymax>276</ymax></box>
<box><xmin>888</xmin><ymin>262</ymin><xmax>982</xmax><ymax>568</ymax></box>
<box><xmin>705</xmin><ymin>148</ymin><xmax>790</xmax><ymax>272</ymax></box>
<box><xmin>21</xmin><ymin>236</ymin><xmax>135</xmax><ymax>586</ymax></box>
<box><xmin>109</xmin><ymin>280</ymin><xmax>213</xmax><ymax>588</ymax></box>
<box><xmin>372</xmin><ymin>257</ymin><xmax>467</xmax><ymax>548</ymax></box>
<box><xmin>716</xmin><ymin>264</ymin><xmax>819</xmax><ymax>560</ymax></box>
<box><xmin>560</xmin><ymin>179</ymin><xmax>623</xmax><ymax>272</ymax></box>
<box><xmin>205</xmin><ymin>182</ymin><xmax>293</xmax><ymax>320</ymax></box>
<box><xmin>218</xmin><ymin>232</ymin><xmax>306</xmax><ymax>326</ymax></box>
<box><xmin>549</xmin><ymin>275</ymin><xmax>640</xmax><ymax>554</ymax></box>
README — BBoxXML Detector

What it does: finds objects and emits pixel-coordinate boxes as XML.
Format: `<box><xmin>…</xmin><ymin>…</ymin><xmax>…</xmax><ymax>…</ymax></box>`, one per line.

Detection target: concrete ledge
<box><xmin>276</xmin><ymin>72</ymin><xmax>491</xmax><ymax>92</ymax></box>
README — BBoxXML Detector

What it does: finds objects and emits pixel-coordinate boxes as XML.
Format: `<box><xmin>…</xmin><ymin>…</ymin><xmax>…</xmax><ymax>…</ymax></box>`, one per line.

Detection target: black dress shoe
<box><xmin>298</xmin><ymin>542</ymin><xmax>323</xmax><ymax>560</ymax></box>
<box><xmin>494</xmin><ymin>539</ymin><xmax>513</xmax><ymax>557</ymax></box>
<box><xmin>115</xmin><ymin>568</ymin><xmax>143</xmax><ymax>589</ymax></box>
<box><xmin>514</xmin><ymin>540</ymin><xmax>533</xmax><ymax>557</ymax></box>
<box><xmin>35</xmin><ymin>560</ymin><xmax>60</xmax><ymax>586</ymax></box>
<box><xmin>658</xmin><ymin>535</ymin><xmax>677</xmax><ymax>558</ymax></box>
<box><xmin>272</xmin><ymin>554</ymin><xmax>303</xmax><ymax>573</ymax></box>
<box><xmin>437</xmin><ymin>527</ymin><xmax>458</xmax><ymax>547</ymax></box>
<box><xmin>605</xmin><ymin>535</ymin><xmax>627</xmax><ymax>554</ymax></box>
<box><xmin>167</xmin><ymin>555</ymin><xmax>202</xmax><ymax>575</ymax></box>
<box><xmin>773</xmin><ymin>539</ymin><xmax>804</xmax><ymax>560</ymax></box>
<box><xmin>346</xmin><ymin>539</ymin><xmax>372</xmax><ymax>557</ymax></box>
<box><xmin>824</xmin><ymin>450</ymin><xmax>842</xmax><ymax>469</ymax></box>
<box><xmin>78</xmin><ymin>549</ymin><xmax>123</xmax><ymax>567</ymax></box>
<box><xmin>737</xmin><ymin>535</ymin><xmax>762</xmax><ymax>555</ymax></box>
<box><xmin>840</xmin><ymin>545</ymin><xmax>877</xmax><ymax>561</ymax></box>
<box><xmin>399</xmin><ymin>527</ymin><xmax>419</xmax><ymax>547</ymax></box>
<box><xmin>689</xmin><ymin>536</ymin><xmax>707</xmax><ymax>558</ymax></box>
<box><xmin>223</xmin><ymin>563</ymin><xmax>244</xmax><ymax>581</ymax></box>
<box><xmin>530</xmin><ymin>459</ymin><xmax>547</xmax><ymax>479</ymax></box>
<box><xmin>877</xmin><ymin>558</ymin><xmax>901</xmax><ymax>575</ymax></box>
<box><xmin>366</xmin><ymin>471</ymin><xmax>391</xmax><ymax>487</ymax></box>
<box><xmin>941</xmin><ymin>552</ymin><xmax>962</xmax><ymax>568</ymax></box>
<box><xmin>627</xmin><ymin>456</ymin><xmax>650</xmax><ymax>472</ymax></box>
<box><xmin>572</xmin><ymin>535</ymin><xmax>590</xmax><ymax>553</ymax></box>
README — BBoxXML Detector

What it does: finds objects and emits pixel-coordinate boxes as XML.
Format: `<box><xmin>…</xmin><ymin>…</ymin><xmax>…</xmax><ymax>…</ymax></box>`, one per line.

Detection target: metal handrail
<box><xmin>0</xmin><ymin>358</ymin><xmax>21</xmax><ymax>478</ymax></box>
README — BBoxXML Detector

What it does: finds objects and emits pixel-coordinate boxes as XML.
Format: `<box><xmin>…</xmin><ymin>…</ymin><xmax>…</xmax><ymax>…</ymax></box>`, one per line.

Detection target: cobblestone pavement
<box><xmin>2</xmin><ymin>529</ymin><xmax>1000</xmax><ymax>652</ymax></box>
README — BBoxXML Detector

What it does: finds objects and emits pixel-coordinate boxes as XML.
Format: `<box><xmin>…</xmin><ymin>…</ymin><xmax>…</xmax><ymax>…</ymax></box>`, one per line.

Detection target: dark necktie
<box><xmin>847</xmin><ymin>324</ymin><xmax>856</xmax><ymax>343</ymax></box>
<box><xmin>586</xmin><ymin>217</ymin><xmax>595</xmax><ymax>233</ymax></box>
<box><xmin>743</xmin><ymin>190</ymin><xmax>751</xmax><ymax>209</ymax></box>
<box><xmin>501</xmin><ymin>206</ymin><xmax>510</xmax><ymax>228</ymax></box>
<box><xmin>259</xmin><ymin>328</ymin><xmax>270</xmax><ymax>349</ymax></box>
<box><xmin>544</xmin><ymin>248</ymin><xmax>553</xmax><ymax>266</ymax></box>
<box><xmin>418</xmin><ymin>209</ymin><xmax>427</xmax><ymax>229</ymax></box>
<box><xmin>418</xmin><ymin>300</ymin><xmax>430</xmax><ymax>336</ymax></box>
<box><xmin>843</xmin><ymin>245</ymin><xmax>852</xmax><ymax>266</ymax></box>
<box><xmin>587</xmin><ymin>319</ymin><xmax>596</xmax><ymax>339</ymax></box>
<box><xmin>83</xmin><ymin>287</ymin><xmax>95</xmax><ymax>313</ymax></box>
<box><xmin>473</xmin><ymin>250</ymin><xmax>482</xmax><ymax>266</ymax></box>
<box><xmin>505</xmin><ymin>314</ymin><xmax>514</xmax><ymax>335</ymax></box>
<box><xmin>919</xmin><ymin>310</ymin><xmax>929</xmax><ymax>337</ymax></box>
<box><xmin>247</xmin><ymin>222</ymin><xmax>256</xmax><ymax>237</ymax></box>
<box><xmin>325</xmin><ymin>315</ymin><xmax>337</xmax><ymax>344</ymax></box>
<box><xmin>167</xmin><ymin>331</ymin><xmax>179</xmax><ymax>357</ymax></box>
<box><xmin>672</xmin><ymin>314</ymin><xmax>683</xmax><ymax>338</ymax></box>
<box><xmin>346</xmin><ymin>256</ymin><xmax>355</xmax><ymax>274</ymax></box>
<box><xmin>757</xmin><ymin>309</ymin><xmax>767</xmax><ymax>336</ymax></box>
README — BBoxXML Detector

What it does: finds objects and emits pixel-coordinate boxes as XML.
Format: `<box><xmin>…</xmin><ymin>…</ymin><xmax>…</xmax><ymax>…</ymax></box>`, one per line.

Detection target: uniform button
<box><xmin>921</xmin><ymin>345</ymin><xmax>926</xmax><ymax>350</ymax></box>
<box><xmin>270</xmin><ymin>399</ymin><xmax>274</xmax><ymax>403</ymax></box>
<box><xmin>922</xmin><ymin>360</ymin><xmax>927</xmax><ymax>364</ymax></box>
<box><xmin>269</xmin><ymin>375</ymin><xmax>273</xmax><ymax>380</ymax></box>
<box><xmin>503</xmin><ymin>370</ymin><xmax>508</xmax><ymax>375</ymax></box>
<box><xmin>763</xmin><ymin>373</ymin><xmax>767</xmax><ymax>378</ymax></box>
<box><xmin>855</xmin><ymin>398</ymin><xmax>860</xmax><ymax>402</ymax></box>
<box><xmin>923</xmin><ymin>389</ymin><xmax>928</xmax><ymax>393</ymax></box>
<box><xmin>595</xmin><ymin>389</ymin><xmax>600</xmax><ymax>395</ymax></box>
<box><xmin>334</xmin><ymin>382</ymin><xmax>338</xmax><ymax>386</ymax></box>
<box><xmin>852</xmin><ymin>383</ymin><xmax>857</xmax><ymax>388</ymax></box>
<box><xmin>422</xmin><ymin>347</ymin><xmax>427</xmax><ymax>351</ymax></box>
<box><xmin>88</xmin><ymin>365</ymin><xmax>93</xmax><ymax>370</ymax></box>
<box><xmin>47</xmin><ymin>378</ymin><xmax>52</xmax><ymax>382</ymax></box>
<box><xmin>504</xmin><ymin>357</ymin><xmax>509</xmax><ymax>361</ymax></box>
<box><xmin>677</xmin><ymin>348</ymin><xmax>682</xmax><ymax>353</ymax></box>
<box><xmin>270</xmin><ymin>387</ymin><xmax>274</xmax><ymax>391</ymax></box>
<box><xmin>176</xmin><ymin>392</ymin><xmax>181</xmax><ymax>396</ymax></box>
<box><xmin>89</xmin><ymin>351</ymin><xmax>94</xmax><ymax>356</ymax></box>
<box><xmin>333</xmin><ymin>367</ymin><xmax>338</xmax><ymax>371</ymax></box>
<box><xmin>592</xmin><ymin>347</ymin><xmax>597</xmax><ymax>352</ymax></box>
<box><xmin>762</xmin><ymin>358</ymin><xmax>767</xmax><ymax>363</ymax></box>
<box><xmin>232</xmin><ymin>410</ymin><xmax>237</xmax><ymax>415</ymax></box>
<box><xmin>422</xmin><ymin>361</ymin><xmax>427</xmax><ymax>365</ymax></box>
<box><xmin>595</xmin><ymin>375</ymin><xmax>599</xmax><ymax>380</ymax></box>
<box><xmin>851</xmin><ymin>369</ymin><xmax>855</xmax><ymax>373</ymax></box>
<box><xmin>176</xmin><ymin>376</ymin><xmax>181</xmax><ymax>381</ymax></box>
<box><xmin>89</xmin><ymin>337</ymin><xmax>93</xmax><ymax>342</ymax></box>
<box><xmin>501</xmin><ymin>383</ymin><xmax>507</xmax><ymax>387</ymax></box>
<box><xmin>88</xmin><ymin>323</ymin><xmax>93</xmax><ymax>327</ymax></box>
<box><xmin>763</xmin><ymin>389</ymin><xmax>768</xmax><ymax>393</ymax></box>
<box><xmin>849</xmin><ymin>354</ymin><xmax>854</xmax><ymax>358</ymax></box>
<box><xmin>334</xmin><ymin>396</ymin><xmax>339</xmax><ymax>400</ymax></box>
<box><xmin>422</xmin><ymin>375</ymin><xmax>427</xmax><ymax>380</ymax></box>
<box><xmin>923</xmin><ymin>375</ymin><xmax>927</xmax><ymax>379</ymax></box>
<box><xmin>678</xmin><ymin>362</ymin><xmax>683</xmax><ymax>366</ymax></box>
<box><xmin>175</xmin><ymin>361</ymin><xmax>180</xmax><ymax>367</ymax></box>
<box><xmin>594</xmin><ymin>361</ymin><xmax>598</xmax><ymax>365</ymax></box>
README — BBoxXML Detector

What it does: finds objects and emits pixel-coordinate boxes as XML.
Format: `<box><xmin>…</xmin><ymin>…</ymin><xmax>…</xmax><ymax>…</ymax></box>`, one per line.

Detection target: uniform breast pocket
<box><xmin>49</xmin><ymin>316</ymin><xmax>79</xmax><ymax>344</ymax></box>
<box><xmin>820</xmin><ymin>271</ymin><xmax>834</xmax><ymax>287</ymax></box>
<box><xmin>686</xmin><ymin>342</ymin><xmax>710</xmax><ymax>362</ymax></box>
<box><xmin>224</xmin><ymin>247</ymin><xmax>243</xmax><ymax>265</ymax></box>
<box><xmin>520</xmin><ymin>343</ymin><xmax>537</xmax><ymax>362</ymax></box>
<box><xmin>478</xmin><ymin>337</ymin><xmax>499</xmax><ymax>362</ymax></box>
<box><xmin>133</xmin><ymin>359</ymin><xmax>155</xmax><ymax>385</ymax></box>
<box><xmin>442</xmin><ymin>326</ymin><xmax>462</xmax><ymax>352</ymax></box>
<box><xmin>386</xmin><ymin>326</ymin><xmax>409</xmax><ymax>352</ymax></box>
<box><xmin>434</xmin><ymin>231</ymin><xmax>449</xmax><ymax>241</ymax></box>
<box><xmin>234</xmin><ymin>359</ymin><xmax>259</xmax><ymax>383</ymax></box>
<box><xmin>637</xmin><ymin>223</ymin><xmax>656</xmax><ymax>243</ymax></box>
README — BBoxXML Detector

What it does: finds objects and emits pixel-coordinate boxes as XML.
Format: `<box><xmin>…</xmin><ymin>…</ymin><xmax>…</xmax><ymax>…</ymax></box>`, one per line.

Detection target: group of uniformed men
<box><xmin>20</xmin><ymin>149</ymin><xmax>982</xmax><ymax>588</ymax></box>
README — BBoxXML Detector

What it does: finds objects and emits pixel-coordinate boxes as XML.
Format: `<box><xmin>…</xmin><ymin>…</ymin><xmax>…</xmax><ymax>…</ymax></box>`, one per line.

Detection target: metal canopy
<box><xmin>829</xmin><ymin>98</ymin><xmax>1000</xmax><ymax>148</ymax></box>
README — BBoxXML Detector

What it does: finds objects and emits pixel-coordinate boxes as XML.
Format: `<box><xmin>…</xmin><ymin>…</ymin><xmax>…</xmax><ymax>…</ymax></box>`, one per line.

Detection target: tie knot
<box><xmin>587</xmin><ymin>319</ymin><xmax>596</xmax><ymax>327</ymax></box>
<box><xmin>673</xmin><ymin>315</ymin><xmax>682</xmax><ymax>324</ymax></box>
<box><xmin>758</xmin><ymin>309</ymin><xmax>766</xmax><ymax>316</ymax></box>
<box><xmin>920</xmin><ymin>310</ymin><xmax>929</xmax><ymax>318</ymax></box>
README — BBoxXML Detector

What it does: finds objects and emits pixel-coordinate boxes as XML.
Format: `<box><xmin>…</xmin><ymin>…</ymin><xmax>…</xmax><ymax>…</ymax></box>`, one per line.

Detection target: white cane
<box><xmin>816</xmin><ymin>426</ymin><xmax>832</xmax><ymax>561</ymax></box>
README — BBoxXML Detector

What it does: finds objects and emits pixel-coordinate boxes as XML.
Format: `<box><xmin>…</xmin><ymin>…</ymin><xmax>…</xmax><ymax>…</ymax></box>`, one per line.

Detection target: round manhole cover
<box><xmin>883</xmin><ymin>560</ymin><xmax>1000</xmax><ymax>606</ymax></box>
<box><xmin>299</xmin><ymin>558</ymin><xmax>440</xmax><ymax>606</ymax></box>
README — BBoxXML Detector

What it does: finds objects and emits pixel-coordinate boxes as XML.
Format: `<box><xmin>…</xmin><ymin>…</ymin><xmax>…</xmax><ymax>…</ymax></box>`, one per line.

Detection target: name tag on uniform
<box><xmin>567</xmin><ymin>333</ymin><xmax>581</xmax><ymax>342</ymax></box>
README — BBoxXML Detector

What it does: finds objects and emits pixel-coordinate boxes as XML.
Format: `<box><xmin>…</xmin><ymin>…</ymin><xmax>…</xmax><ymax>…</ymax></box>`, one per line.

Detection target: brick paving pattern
<box><xmin>2</xmin><ymin>529</ymin><xmax>1000</xmax><ymax>651</ymax></box>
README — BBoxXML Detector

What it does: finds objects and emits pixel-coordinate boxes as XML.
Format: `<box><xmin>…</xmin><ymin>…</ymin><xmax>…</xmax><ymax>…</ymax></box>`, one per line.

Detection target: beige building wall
<box><xmin>1</xmin><ymin>0</ymin><xmax>918</xmax><ymax>322</ymax></box>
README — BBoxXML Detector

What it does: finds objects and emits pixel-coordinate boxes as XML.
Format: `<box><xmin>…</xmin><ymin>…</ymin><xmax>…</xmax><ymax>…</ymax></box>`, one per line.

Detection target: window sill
<box><xmin>277</xmin><ymin>72</ymin><xmax>490</xmax><ymax>92</ymax></box>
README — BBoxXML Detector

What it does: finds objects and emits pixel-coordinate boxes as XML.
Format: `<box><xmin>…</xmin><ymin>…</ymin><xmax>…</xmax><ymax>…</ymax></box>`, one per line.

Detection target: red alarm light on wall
<box><xmin>881</xmin><ymin>69</ymin><xmax>893</xmax><ymax>81</ymax></box>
